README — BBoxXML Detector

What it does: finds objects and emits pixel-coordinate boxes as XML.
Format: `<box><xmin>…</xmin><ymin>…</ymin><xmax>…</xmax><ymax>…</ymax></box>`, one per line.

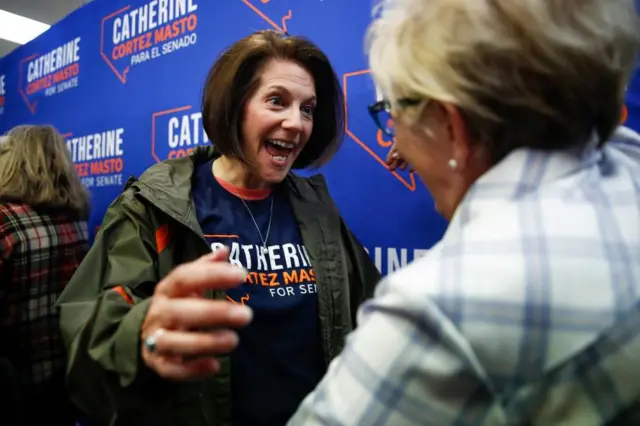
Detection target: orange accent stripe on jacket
<box><xmin>155</xmin><ymin>224</ymin><xmax>169</xmax><ymax>253</ymax></box>
<box><xmin>113</xmin><ymin>286</ymin><xmax>134</xmax><ymax>305</ymax></box>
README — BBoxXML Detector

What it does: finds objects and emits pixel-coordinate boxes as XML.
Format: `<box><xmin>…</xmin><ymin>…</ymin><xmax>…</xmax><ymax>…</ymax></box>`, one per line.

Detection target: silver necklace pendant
<box><xmin>228</xmin><ymin>182</ymin><xmax>274</xmax><ymax>254</ymax></box>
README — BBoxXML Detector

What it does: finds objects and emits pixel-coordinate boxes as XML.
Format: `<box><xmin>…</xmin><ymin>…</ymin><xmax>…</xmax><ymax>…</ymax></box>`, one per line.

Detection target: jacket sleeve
<box><xmin>56</xmin><ymin>191</ymin><xmax>170</xmax><ymax>422</ymax></box>
<box><xmin>340</xmin><ymin>219</ymin><xmax>382</xmax><ymax>325</ymax></box>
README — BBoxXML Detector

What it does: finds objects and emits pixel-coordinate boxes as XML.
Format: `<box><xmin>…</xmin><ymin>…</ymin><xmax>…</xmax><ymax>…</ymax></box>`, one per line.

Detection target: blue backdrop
<box><xmin>0</xmin><ymin>0</ymin><xmax>638</xmax><ymax>277</ymax></box>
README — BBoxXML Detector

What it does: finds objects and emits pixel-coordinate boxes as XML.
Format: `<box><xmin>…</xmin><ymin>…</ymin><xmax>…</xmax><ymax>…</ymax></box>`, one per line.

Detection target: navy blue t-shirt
<box><xmin>192</xmin><ymin>159</ymin><xmax>326</xmax><ymax>426</ymax></box>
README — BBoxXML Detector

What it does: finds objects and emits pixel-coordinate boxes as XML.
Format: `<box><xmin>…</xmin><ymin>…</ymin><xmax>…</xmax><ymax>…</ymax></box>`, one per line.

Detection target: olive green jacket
<box><xmin>57</xmin><ymin>146</ymin><xmax>381</xmax><ymax>426</ymax></box>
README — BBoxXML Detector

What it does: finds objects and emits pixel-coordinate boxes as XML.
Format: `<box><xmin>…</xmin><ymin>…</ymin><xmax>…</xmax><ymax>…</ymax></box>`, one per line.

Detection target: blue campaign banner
<box><xmin>0</xmin><ymin>0</ymin><xmax>638</xmax><ymax>277</ymax></box>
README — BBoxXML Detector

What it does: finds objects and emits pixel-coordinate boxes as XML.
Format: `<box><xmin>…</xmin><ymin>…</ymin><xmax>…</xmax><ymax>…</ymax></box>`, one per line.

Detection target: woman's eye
<box><xmin>267</xmin><ymin>96</ymin><xmax>282</xmax><ymax>106</ymax></box>
<box><xmin>302</xmin><ymin>105</ymin><xmax>315</xmax><ymax>116</ymax></box>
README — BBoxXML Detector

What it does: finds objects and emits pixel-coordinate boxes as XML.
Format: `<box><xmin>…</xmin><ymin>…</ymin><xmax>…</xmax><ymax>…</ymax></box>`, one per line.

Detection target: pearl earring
<box><xmin>448</xmin><ymin>159</ymin><xmax>458</xmax><ymax>169</ymax></box>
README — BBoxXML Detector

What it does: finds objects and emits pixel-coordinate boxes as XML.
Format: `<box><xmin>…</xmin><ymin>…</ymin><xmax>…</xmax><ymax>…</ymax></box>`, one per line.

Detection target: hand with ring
<box><xmin>141</xmin><ymin>246</ymin><xmax>252</xmax><ymax>381</ymax></box>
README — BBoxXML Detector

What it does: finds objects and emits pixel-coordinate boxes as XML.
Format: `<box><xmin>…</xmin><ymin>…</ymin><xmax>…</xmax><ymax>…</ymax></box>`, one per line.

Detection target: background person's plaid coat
<box><xmin>0</xmin><ymin>202</ymin><xmax>88</xmax><ymax>425</ymax></box>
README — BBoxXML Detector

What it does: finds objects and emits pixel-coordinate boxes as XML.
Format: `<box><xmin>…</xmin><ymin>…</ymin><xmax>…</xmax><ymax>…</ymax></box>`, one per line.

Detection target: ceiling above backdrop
<box><xmin>0</xmin><ymin>0</ymin><xmax>90</xmax><ymax>58</ymax></box>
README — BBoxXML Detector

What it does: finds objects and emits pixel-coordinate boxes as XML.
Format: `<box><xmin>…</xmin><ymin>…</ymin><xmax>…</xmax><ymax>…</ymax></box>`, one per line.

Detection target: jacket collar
<box><xmin>130</xmin><ymin>145</ymin><xmax>334</xmax><ymax>232</ymax></box>
<box><xmin>446</xmin><ymin>126</ymin><xmax>640</xmax><ymax>236</ymax></box>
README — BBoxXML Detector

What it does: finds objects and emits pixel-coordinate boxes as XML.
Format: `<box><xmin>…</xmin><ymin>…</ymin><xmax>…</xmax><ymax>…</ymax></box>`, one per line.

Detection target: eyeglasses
<box><xmin>368</xmin><ymin>98</ymin><xmax>421</xmax><ymax>137</ymax></box>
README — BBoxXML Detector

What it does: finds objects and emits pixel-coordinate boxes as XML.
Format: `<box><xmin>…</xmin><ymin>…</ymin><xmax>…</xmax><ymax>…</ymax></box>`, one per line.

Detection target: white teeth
<box><xmin>272</xmin><ymin>155</ymin><xmax>288</xmax><ymax>162</ymax></box>
<box><xmin>268</xmin><ymin>139</ymin><xmax>295</xmax><ymax>149</ymax></box>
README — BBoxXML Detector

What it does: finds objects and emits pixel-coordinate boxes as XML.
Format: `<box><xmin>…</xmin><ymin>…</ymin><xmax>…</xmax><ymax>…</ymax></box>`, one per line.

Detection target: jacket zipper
<box><xmin>312</xmin><ymin>220</ymin><xmax>337</xmax><ymax>367</ymax></box>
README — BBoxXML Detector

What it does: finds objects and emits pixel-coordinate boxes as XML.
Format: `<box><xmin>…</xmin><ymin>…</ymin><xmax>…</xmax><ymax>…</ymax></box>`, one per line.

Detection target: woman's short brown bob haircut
<box><xmin>202</xmin><ymin>30</ymin><xmax>345</xmax><ymax>169</ymax></box>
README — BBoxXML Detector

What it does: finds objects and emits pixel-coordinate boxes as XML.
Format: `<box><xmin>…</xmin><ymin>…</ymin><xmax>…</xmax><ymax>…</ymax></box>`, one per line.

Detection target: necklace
<box><xmin>229</xmin><ymin>185</ymin><xmax>274</xmax><ymax>254</ymax></box>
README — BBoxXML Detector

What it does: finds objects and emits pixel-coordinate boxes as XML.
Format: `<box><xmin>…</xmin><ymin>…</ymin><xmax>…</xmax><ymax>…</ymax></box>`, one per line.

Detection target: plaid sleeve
<box><xmin>0</xmin><ymin>208</ymin><xmax>18</xmax><ymax>329</ymax></box>
<box><xmin>287</xmin><ymin>274</ymin><xmax>501</xmax><ymax>426</ymax></box>
<box><xmin>0</xmin><ymin>208</ymin><xmax>15</xmax><ymax>288</ymax></box>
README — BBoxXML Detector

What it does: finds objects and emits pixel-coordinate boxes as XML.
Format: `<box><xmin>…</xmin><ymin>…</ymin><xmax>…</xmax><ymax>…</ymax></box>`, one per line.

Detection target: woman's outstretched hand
<box><xmin>141</xmin><ymin>247</ymin><xmax>252</xmax><ymax>381</ymax></box>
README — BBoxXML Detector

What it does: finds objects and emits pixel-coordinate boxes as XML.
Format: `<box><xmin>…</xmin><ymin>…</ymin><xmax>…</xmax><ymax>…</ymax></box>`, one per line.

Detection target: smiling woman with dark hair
<box><xmin>58</xmin><ymin>29</ymin><xmax>380</xmax><ymax>426</ymax></box>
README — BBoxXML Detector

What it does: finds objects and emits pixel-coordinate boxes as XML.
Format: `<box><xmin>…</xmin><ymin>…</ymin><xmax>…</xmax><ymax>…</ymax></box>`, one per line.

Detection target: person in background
<box><xmin>57</xmin><ymin>29</ymin><xmax>380</xmax><ymax>426</ymax></box>
<box><xmin>288</xmin><ymin>0</ymin><xmax>640</xmax><ymax>424</ymax></box>
<box><xmin>0</xmin><ymin>125</ymin><xmax>90</xmax><ymax>426</ymax></box>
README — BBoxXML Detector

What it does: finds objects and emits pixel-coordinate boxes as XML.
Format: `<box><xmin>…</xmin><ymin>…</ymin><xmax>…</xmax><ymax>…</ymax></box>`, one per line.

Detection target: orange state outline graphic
<box><xmin>241</xmin><ymin>0</ymin><xmax>292</xmax><ymax>34</ymax></box>
<box><xmin>343</xmin><ymin>69</ymin><xmax>417</xmax><ymax>191</ymax></box>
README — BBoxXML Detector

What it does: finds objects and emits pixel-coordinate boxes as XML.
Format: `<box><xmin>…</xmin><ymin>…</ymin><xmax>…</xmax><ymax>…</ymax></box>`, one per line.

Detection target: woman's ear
<box><xmin>442</xmin><ymin>102</ymin><xmax>474</xmax><ymax>171</ymax></box>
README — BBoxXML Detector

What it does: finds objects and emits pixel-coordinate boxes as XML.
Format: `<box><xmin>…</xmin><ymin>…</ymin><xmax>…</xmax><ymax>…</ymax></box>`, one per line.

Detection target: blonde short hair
<box><xmin>367</xmin><ymin>0</ymin><xmax>640</xmax><ymax>162</ymax></box>
<box><xmin>0</xmin><ymin>125</ymin><xmax>90</xmax><ymax>219</ymax></box>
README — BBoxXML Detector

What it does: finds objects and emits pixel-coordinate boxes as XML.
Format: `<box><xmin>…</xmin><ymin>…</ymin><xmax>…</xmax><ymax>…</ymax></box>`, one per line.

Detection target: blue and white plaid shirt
<box><xmin>288</xmin><ymin>126</ymin><xmax>640</xmax><ymax>426</ymax></box>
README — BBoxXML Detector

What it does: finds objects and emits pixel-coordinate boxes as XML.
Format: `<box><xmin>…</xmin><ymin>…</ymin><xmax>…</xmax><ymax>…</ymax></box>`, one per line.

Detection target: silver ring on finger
<box><xmin>144</xmin><ymin>328</ymin><xmax>166</xmax><ymax>354</ymax></box>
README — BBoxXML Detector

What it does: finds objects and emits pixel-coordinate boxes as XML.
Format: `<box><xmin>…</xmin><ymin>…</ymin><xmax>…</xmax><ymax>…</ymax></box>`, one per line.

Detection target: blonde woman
<box><xmin>0</xmin><ymin>125</ymin><xmax>89</xmax><ymax>426</ymax></box>
<box><xmin>288</xmin><ymin>1</ymin><xmax>640</xmax><ymax>425</ymax></box>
